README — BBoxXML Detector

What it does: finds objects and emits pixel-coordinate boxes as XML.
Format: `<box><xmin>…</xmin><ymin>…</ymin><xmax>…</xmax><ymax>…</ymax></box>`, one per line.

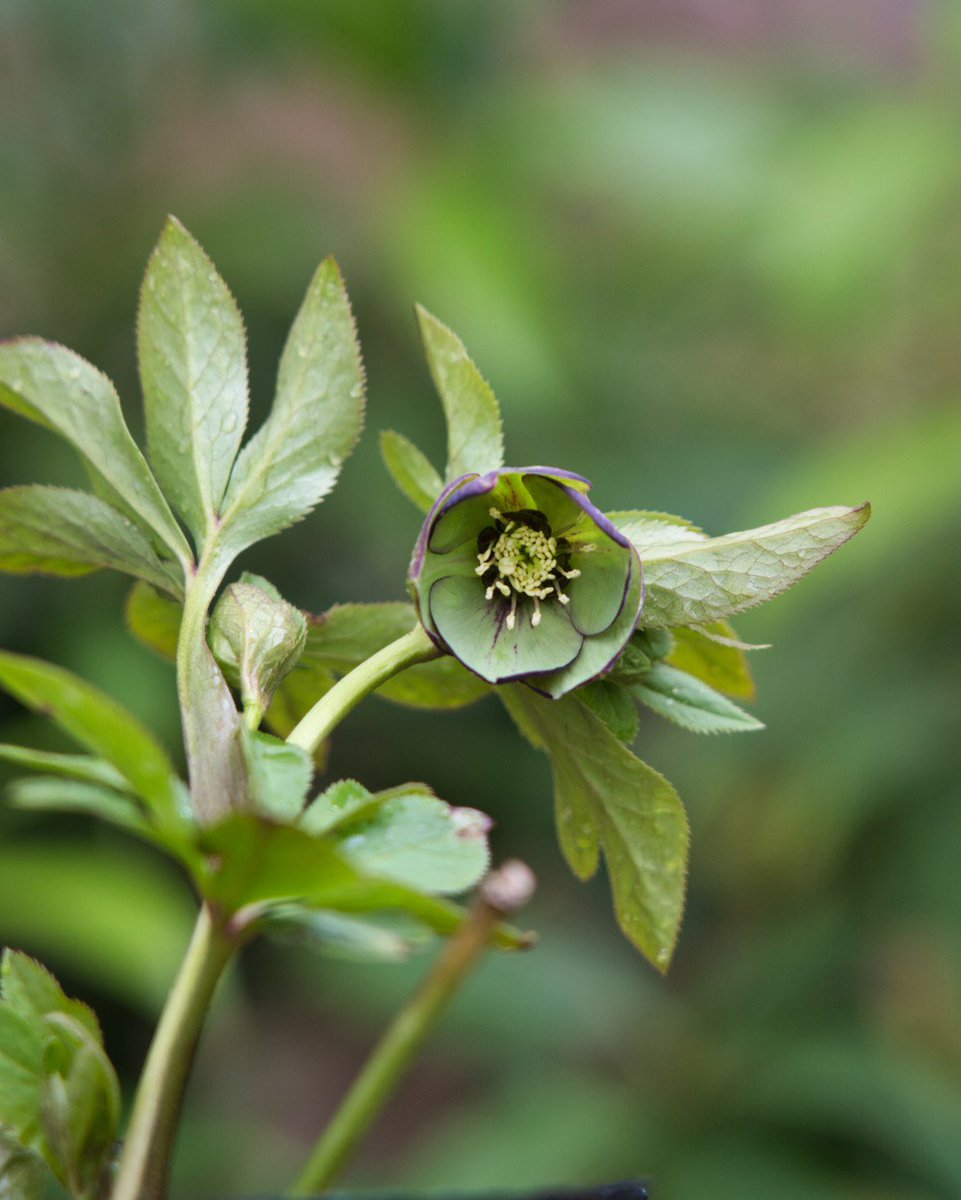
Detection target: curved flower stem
<box><xmin>286</xmin><ymin>625</ymin><xmax>441</xmax><ymax>756</ymax></box>
<box><xmin>112</xmin><ymin>904</ymin><xmax>237</xmax><ymax>1200</ymax></box>
<box><xmin>287</xmin><ymin>862</ymin><xmax>536</xmax><ymax>1197</ymax></box>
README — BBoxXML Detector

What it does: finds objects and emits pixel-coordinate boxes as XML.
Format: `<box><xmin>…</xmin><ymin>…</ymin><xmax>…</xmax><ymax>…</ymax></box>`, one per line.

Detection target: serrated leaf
<box><xmin>216</xmin><ymin>258</ymin><xmax>365</xmax><ymax>559</ymax></box>
<box><xmin>124</xmin><ymin>581</ymin><xmax>181</xmax><ymax>662</ymax></box>
<box><xmin>638</xmin><ymin>504</ymin><xmax>870</xmax><ymax>627</ymax></box>
<box><xmin>416</xmin><ymin>306</ymin><xmax>504</xmax><ymax>480</ymax></box>
<box><xmin>577</xmin><ymin>679</ymin><xmax>639</xmax><ymax>743</ymax></box>
<box><xmin>241</xmin><ymin>730</ymin><xmax>312</xmax><ymax>822</ymax></box>
<box><xmin>335</xmin><ymin>791</ymin><xmax>490</xmax><ymax>895</ymax></box>
<box><xmin>0</xmin><ymin>745</ymin><xmax>130</xmax><ymax>792</ymax></box>
<box><xmin>0</xmin><ymin>486</ymin><xmax>183</xmax><ymax>597</ymax></box>
<box><xmin>380</xmin><ymin>429</ymin><xmax>444</xmax><ymax>513</ymax></box>
<box><xmin>265</xmin><ymin>907</ymin><xmax>435</xmax><ymax>963</ymax></box>
<box><xmin>500</xmin><ymin>686</ymin><xmax>689</xmax><ymax>971</ymax></box>
<box><xmin>300</xmin><ymin>778</ymin><xmax>379</xmax><ymax>835</ymax></box>
<box><xmin>2</xmin><ymin>953</ymin><xmax>101</xmax><ymax>1044</ymax></box>
<box><xmin>301</xmin><ymin>602</ymin><xmax>489</xmax><ymax>710</ymax></box>
<box><xmin>668</xmin><ymin>622</ymin><xmax>756</xmax><ymax>701</ymax></box>
<box><xmin>0</xmin><ymin>339</ymin><xmax>190</xmax><ymax>564</ymax></box>
<box><xmin>0</xmin><ymin>1006</ymin><xmax>45</xmax><ymax>1135</ymax></box>
<box><xmin>209</xmin><ymin>578</ymin><xmax>307</xmax><ymax>716</ymax></box>
<box><xmin>632</xmin><ymin>663</ymin><xmax>764</xmax><ymax>734</ymax></box>
<box><xmin>138</xmin><ymin>216</ymin><xmax>249</xmax><ymax>545</ymax></box>
<box><xmin>0</xmin><ymin>652</ymin><xmax>183</xmax><ymax>832</ymax></box>
<box><xmin>607</xmin><ymin>510</ymin><xmax>706</xmax><ymax>550</ymax></box>
<box><xmin>198</xmin><ymin>815</ymin><xmax>520</xmax><ymax>945</ymax></box>
<box><xmin>302</xmin><ymin>780</ymin><xmax>490</xmax><ymax>894</ymax></box>
<box><xmin>0</xmin><ymin>952</ymin><xmax>120</xmax><ymax>1194</ymax></box>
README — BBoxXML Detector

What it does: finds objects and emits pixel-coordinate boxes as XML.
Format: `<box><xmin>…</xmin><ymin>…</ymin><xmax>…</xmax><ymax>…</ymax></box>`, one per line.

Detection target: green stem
<box><xmin>112</xmin><ymin>904</ymin><xmax>236</xmax><ymax>1200</ymax></box>
<box><xmin>286</xmin><ymin>625</ymin><xmax>440</xmax><ymax>756</ymax></box>
<box><xmin>287</xmin><ymin>862</ymin><xmax>536</xmax><ymax>1196</ymax></box>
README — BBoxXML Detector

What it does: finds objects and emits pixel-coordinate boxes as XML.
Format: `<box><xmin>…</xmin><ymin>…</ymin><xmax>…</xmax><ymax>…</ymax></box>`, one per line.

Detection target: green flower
<box><xmin>409</xmin><ymin>467</ymin><xmax>643</xmax><ymax>697</ymax></box>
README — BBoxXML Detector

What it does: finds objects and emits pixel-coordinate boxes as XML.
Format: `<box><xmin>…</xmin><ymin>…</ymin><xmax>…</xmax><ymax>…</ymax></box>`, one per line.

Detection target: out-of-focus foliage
<box><xmin>1</xmin><ymin>2</ymin><xmax>959</xmax><ymax>1197</ymax></box>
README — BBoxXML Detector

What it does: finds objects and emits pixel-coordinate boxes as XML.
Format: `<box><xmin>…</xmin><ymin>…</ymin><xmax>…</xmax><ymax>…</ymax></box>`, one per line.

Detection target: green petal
<box><xmin>564</xmin><ymin>532</ymin><xmax>632</xmax><ymax>637</ymax></box>
<box><xmin>522</xmin><ymin>473</ymin><xmax>585</xmax><ymax>534</ymax></box>
<box><xmin>429</xmin><ymin>575</ymin><xmax>582</xmax><ymax>683</ymax></box>
<box><xmin>532</xmin><ymin>552</ymin><xmax>643</xmax><ymax>698</ymax></box>
<box><xmin>428</xmin><ymin>490</ymin><xmax>495</xmax><ymax>554</ymax></box>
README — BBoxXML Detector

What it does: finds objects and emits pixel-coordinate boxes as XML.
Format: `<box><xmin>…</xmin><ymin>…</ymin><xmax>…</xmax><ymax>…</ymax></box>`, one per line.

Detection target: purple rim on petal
<box><xmin>408</xmin><ymin>466</ymin><xmax>641</xmax><ymax>695</ymax></box>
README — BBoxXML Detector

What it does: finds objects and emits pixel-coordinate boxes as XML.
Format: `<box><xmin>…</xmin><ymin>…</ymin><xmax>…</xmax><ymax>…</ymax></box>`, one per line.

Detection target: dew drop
<box><xmin>68</xmin><ymin>367</ymin><xmax>81</xmax><ymax>381</ymax></box>
<box><xmin>349</xmin><ymin>383</ymin><xmax>363</xmax><ymax>399</ymax></box>
<box><xmin>297</xmin><ymin>345</ymin><xmax>308</xmax><ymax>359</ymax></box>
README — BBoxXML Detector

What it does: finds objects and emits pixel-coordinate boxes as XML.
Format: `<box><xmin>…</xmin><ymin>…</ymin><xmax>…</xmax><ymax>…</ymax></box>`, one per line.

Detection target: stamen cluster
<box><xmin>475</xmin><ymin>508</ymin><xmax>581</xmax><ymax>629</ymax></box>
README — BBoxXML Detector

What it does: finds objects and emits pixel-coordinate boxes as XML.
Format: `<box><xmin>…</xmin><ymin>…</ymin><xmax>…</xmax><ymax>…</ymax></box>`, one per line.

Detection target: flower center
<box><xmin>475</xmin><ymin>508</ymin><xmax>581</xmax><ymax>630</ymax></box>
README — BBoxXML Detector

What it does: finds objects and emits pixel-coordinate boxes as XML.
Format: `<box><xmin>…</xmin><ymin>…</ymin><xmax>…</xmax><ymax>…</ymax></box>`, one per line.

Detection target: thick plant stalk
<box><xmin>288</xmin><ymin>861</ymin><xmax>537</xmax><ymax>1196</ymax></box>
<box><xmin>111</xmin><ymin>905</ymin><xmax>236</xmax><ymax>1200</ymax></box>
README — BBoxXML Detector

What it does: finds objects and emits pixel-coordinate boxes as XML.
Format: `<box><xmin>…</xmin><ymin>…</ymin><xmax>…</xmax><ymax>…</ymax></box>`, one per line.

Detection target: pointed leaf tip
<box><xmin>415</xmin><ymin>306</ymin><xmax>504</xmax><ymax>481</ymax></box>
<box><xmin>139</xmin><ymin>217</ymin><xmax>249</xmax><ymax>547</ymax></box>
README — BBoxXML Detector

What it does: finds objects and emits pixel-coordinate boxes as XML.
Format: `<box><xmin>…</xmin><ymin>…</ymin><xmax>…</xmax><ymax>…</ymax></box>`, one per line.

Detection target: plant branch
<box><xmin>286</xmin><ymin>625</ymin><xmax>441</xmax><ymax>756</ymax></box>
<box><xmin>287</xmin><ymin>861</ymin><xmax>536</xmax><ymax>1196</ymax></box>
<box><xmin>111</xmin><ymin>904</ymin><xmax>236</xmax><ymax>1200</ymax></box>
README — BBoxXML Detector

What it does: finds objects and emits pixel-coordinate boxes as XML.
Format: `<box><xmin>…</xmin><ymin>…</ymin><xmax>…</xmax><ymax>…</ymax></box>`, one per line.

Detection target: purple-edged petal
<box><xmin>531</xmin><ymin>549</ymin><xmax>644</xmax><ymax>698</ymax></box>
<box><xmin>429</xmin><ymin>574</ymin><xmax>582</xmax><ymax>683</ymax></box>
<box><xmin>523</xmin><ymin>473</ymin><xmax>632</xmax><ymax>636</ymax></box>
<box><xmin>517</xmin><ymin>465</ymin><xmax>592</xmax><ymax>493</ymax></box>
<box><xmin>410</xmin><ymin>473</ymin><xmax>479</xmax><ymax>580</ymax></box>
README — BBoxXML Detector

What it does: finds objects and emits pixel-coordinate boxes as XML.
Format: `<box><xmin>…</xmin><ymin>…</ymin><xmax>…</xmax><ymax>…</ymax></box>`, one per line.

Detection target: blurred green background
<box><xmin>2</xmin><ymin>2</ymin><xmax>960</xmax><ymax>1197</ymax></box>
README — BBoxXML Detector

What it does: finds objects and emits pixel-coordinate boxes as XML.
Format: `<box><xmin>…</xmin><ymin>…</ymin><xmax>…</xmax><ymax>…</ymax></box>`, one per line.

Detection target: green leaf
<box><xmin>576</xmin><ymin>679</ymin><xmax>639</xmax><ymax>743</ymax></box>
<box><xmin>2</xmin><ymin>954</ymin><xmax>100</xmax><ymax>1051</ymax></box>
<box><xmin>209</xmin><ymin>578</ymin><xmax>307</xmax><ymax>716</ymax></box>
<box><xmin>198</xmin><ymin>815</ymin><xmax>522</xmax><ymax>947</ymax></box>
<box><xmin>0</xmin><ymin>952</ymin><xmax>120</xmax><ymax>1195</ymax></box>
<box><xmin>301</xmin><ymin>602</ymin><xmax>489</xmax><ymax>710</ymax></box>
<box><xmin>264</xmin><ymin>907</ymin><xmax>435</xmax><ymax>963</ymax></box>
<box><xmin>0</xmin><ymin>1131</ymin><xmax>48</xmax><ymax>1200</ymax></box>
<box><xmin>500</xmin><ymin>687</ymin><xmax>689</xmax><ymax>971</ymax></box>
<box><xmin>607</xmin><ymin>510</ymin><xmax>706</xmax><ymax>550</ymax></box>
<box><xmin>216</xmin><ymin>258</ymin><xmax>365</xmax><ymax>559</ymax></box>
<box><xmin>0</xmin><ymin>339</ymin><xmax>190</xmax><ymax>565</ymax></box>
<box><xmin>667</xmin><ymin>622</ymin><xmax>756</xmax><ymax>700</ymax></box>
<box><xmin>241</xmin><ymin>730</ymin><xmax>312</xmax><ymax>822</ymax></box>
<box><xmin>138</xmin><ymin>216</ymin><xmax>249</xmax><ymax>545</ymax></box>
<box><xmin>379</xmin><ymin>429</ymin><xmax>444</xmax><ymax>512</ymax></box>
<box><xmin>300</xmin><ymin>778</ymin><xmax>380</xmax><ymax>835</ymax></box>
<box><xmin>8</xmin><ymin>776</ymin><xmax>150</xmax><ymax>836</ymax></box>
<box><xmin>0</xmin><ymin>745</ymin><xmax>130</xmax><ymax>791</ymax></box>
<box><xmin>318</xmin><ymin>784</ymin><xmax>490</xmax><ymax>895</ymax></box>
<box><xmin>0</xmin><ymin>486</ymin><xmax>183</xmax><ymax>597</ymax></box>
<box><xmin>631</xmin><ymin>663</ymin><xmax>764</xmax><ymax>734</ymax></box>
<box><xmin>638</xmin><ymin>504</ymin><xmax>872</xmax><ymax>627</ymax></box>
<box><xmin>303</xmin><ymin>781</ymin><xmax>491</xmax><ymax>894</ymax></box>
<box><xmin>124</xmin><ymin>581</ymin><xmax>181</xmax><ymax>662</ymax></box>
<box><xmin>416</xmin><ymin>305</ymin><xmax>504</xmax><ymax>480</ymax></box>
<box><xmin>0</xmin><ymin>1005</ymin><xmax>45</xmax><ymax>1136</ymax></box>
<box><xmin>41</xmin><ymin>1037</ymin><xmax>119</xmax><ymax>1200</ymax></box>
<box><xmin>0</xmin><ymin>652</ymin><xmax>184</xmax><ymax>832</ymax></box>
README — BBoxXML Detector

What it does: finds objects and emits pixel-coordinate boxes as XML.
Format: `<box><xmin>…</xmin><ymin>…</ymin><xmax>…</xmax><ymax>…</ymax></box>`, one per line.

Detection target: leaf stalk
<box><xmin>286</xmin><ymin>625</ymin><xmax>441</xmax><ymax>755</ymax></box>
<box><xmin>287</xmin><ymin>861</ymin><xmax>536</xmax><ymax>1195</ymax></box>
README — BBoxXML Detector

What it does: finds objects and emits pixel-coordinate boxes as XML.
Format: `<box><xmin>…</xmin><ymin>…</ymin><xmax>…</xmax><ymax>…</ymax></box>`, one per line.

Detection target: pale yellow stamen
<box><xmin>477</xmin><ymin>513</ymin><xmax>581</xmax><ymax>626</ymax></box>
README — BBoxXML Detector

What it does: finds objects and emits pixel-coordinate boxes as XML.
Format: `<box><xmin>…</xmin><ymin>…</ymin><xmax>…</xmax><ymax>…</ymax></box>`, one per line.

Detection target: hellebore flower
<box><xmin>409</xmin><ymin>468</ymin><xmax>643</xmax><ymax>698</ymax></box>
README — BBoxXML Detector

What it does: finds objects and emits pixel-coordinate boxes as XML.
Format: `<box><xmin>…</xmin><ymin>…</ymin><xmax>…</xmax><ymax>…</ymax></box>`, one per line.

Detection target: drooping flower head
<box><xmin>409</xmin><ymin>467</ymin><xmax>643</xmax><ymax>698</ymax></box>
